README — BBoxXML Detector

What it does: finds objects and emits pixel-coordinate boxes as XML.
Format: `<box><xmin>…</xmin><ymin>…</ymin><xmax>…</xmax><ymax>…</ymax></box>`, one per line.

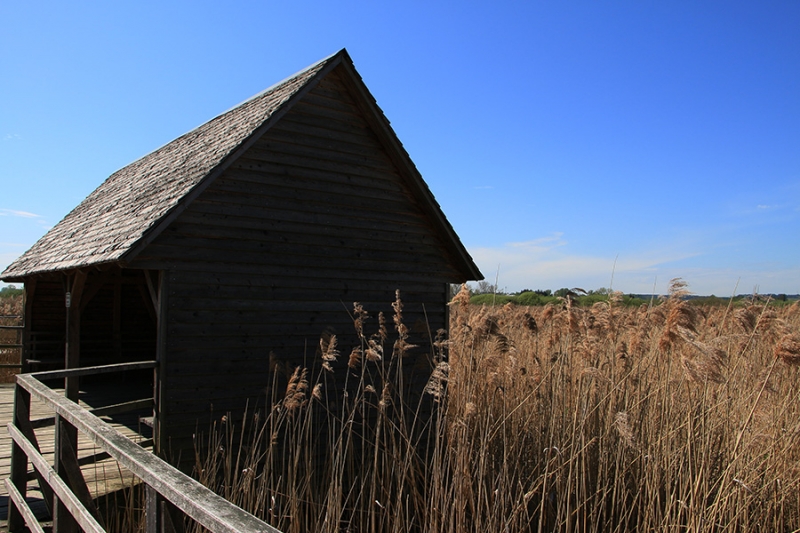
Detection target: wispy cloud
<box><xmin>0</xmin><ymin>209</ymin><xmax>42</xmax><ymax>219</ymax></box>
<box><xmin>2</xmin><ymin>134</ymin><xmax>21</xmax><ymax>141</ymax></box>
<box><xmin>469</xmin><ymin>234</ymin><xmax>704</xmax><ymax>294</ymax></box>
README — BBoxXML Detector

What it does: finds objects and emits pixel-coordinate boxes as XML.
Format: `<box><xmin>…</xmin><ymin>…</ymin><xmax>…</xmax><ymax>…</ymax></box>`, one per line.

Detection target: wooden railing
<box><xmin>6</xmin><ymin>362</ymin><xmax>281</xmax><ymax>533</ymax></box>
<box><xmin>0</xmin><ymin>315</ymin><xmax>23</xmax><ymax>370</ymax></box>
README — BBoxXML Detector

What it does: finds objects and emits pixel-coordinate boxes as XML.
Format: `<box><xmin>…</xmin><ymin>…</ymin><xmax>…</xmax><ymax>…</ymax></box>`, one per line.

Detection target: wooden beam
<box><xmin>144</xmin><ymin>270</ymin><xmax>160</xmax><ymax>316</ymax></box>
<box><xmin>31</xmin><ymin>360</ymin><xmax>158</xmax><ymax>381</ymax></box>
<box><xmin>113</xmin><ymin>279</ymin><xmax>122</xmax><ymax>361</ymax></box>
<box><xmin>154</xmin><ymin>270</ymin><xmax>167</xmax><ymax>456</ymax></box>
<box><xmin>11</xmin><ymin>385</ymin><xmax>55</xmax><ymax>518</ymax></box>
<box><xmin>7</xmin><ymin>423</ymin><xmax>106</xmax><ymax>533</ymax></box>
<box><xmin>56</xmin><ymin>420</ymin><xmax>105</xmax><ymax>529</ymax></box>
<box><xmin>16</xmin><ymin>373</ymin><xmax>281</xmax><ymax>533</ymax></box>
<box><xmin>64</xmin><ymin>270</ymin><xmax>87</xmax><ymax>401</ymax></box>
<box><xmin>4</xmin><ymin>478</ymin><xmax>46</xmax><ymax>533</ymax></box>
<box><xmin>21</xmin><ymin>278</ymin><xmax>36</xmax><ymax>373</ymax></box>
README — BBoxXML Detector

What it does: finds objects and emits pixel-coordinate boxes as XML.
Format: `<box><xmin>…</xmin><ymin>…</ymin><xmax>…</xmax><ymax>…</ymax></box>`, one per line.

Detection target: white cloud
<box><xmin>2</xmin><ymin>134</ymin><xmax>21</xmax><ymax>141</ymax></box>
<box><xmin>0</xmin><ymin>209</ymin><xmax>42</xmax><ymax>219</ymax></box>
<box><xmin>468</xmin><ymin>234</ymin><xmax>798</xmax><ymax>295</ymax></box>
<box><xmin>468</xmin><ymin>235</ymin><xmax>704</xmax><ymax>294</ymax></box>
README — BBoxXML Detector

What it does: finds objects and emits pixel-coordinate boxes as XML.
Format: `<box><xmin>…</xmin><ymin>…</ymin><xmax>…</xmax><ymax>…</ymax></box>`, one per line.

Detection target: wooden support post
<box><xmin>21</xmin><ymin>279</ymin><xmax>36</xmax><ymax>374</ymax></box>
<box><xmin>146</xmin><ymin>485</ymin><xmax>162</xmax><ymax>533</ymax></box>
<box><xmin>53</xmin><ymin>414</ymin><xmax>78</xmax><ymax>533</ymax></box>
<box><xmin>57</xmin><ymin>420</ymin><xmax>105</xmax><ymax>529</ymax></box>
<box><xmin>56</xmin><ymin>270</ymin><xmax>86</xmax><ymax>533</ymax></box>
<box><xmin>147</xmin><ymin>270</ymin><xmax>167</xmax><ymax>457</ymax></box>
<box><xmin>8</xmin><ymin>386</ymin><xmax>31</xmax><ymax>532</ymax></box>
<box><xmin>64</xmin><ymin>271</ymin><xmax>87</xmax><ymax>401</ymax></box>
<box><xmin>11</xmin><ymin>385</ymin><xmax>55</xmax><ymax>515</ymax></box>
<box><xmin>161</xmin><ymin>501</ymin><xmax>184</xmax><ymax>533</ymax></box>
<box><xmin>113</xmin><ymin>279</ymin><xmax>122</xmax><ymax>362</ymax></box>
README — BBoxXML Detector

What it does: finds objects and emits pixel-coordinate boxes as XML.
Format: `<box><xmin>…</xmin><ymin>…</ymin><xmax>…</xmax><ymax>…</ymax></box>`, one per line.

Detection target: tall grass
<box><xmin>187</xmin><ymin>281</ymin><xmax>800</xmax><ymax>532</ymax></box>
<box><xmin>0</xmin><ymin>292</ymin><xmax>23</xmax><ymax>382</ymax></box>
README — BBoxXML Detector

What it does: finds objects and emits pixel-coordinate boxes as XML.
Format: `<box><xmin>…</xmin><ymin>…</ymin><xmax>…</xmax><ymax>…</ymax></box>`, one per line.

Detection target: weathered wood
<box><xmin>31</xmin><ymin>360</ymin><xmax>158</xmax><ymax>381</ymax></box>
<box><xmin>16</xmin><ymin>374</ymin><xmax>281</xmax><ymax>533</ymax></box>
<box><xmin>146</xmin><ymin>484</ymin><xmax>161</xmax><ymax>533</ymax></box>
<box><xmin>170</xmin><ymin>212</ymin><xmax>444</xmax><ymax>250</ymax></box>
<box><xmin>54</xmin><ymin>413</ymin><xmax>79</xmax><ymax>533</ymax></box>
<box><xmin>56</xmin><ymin>421</ymin><xmax>105</xmax><ymax>529</ymax></box>
<box><xmin>4</xmin><ymin>478</ymin><xmax>46</xmax><ymax>533</ymax></box>
<box><xmin>154</xmin><ymin>270</ymin><xmax>167</xmax><ymax>456</ymax></box>
<box><xmin>276</xmin><ymin>100</ymin><xmax>373</xmax><ymax>137</ymax></box>
<box><xmin>77</xmin><ymin>271</ymin><xmax>112</xmax><ymax>314</ymax></box>
<box><xmin>64</xmin><ymin>270</ymin><xmax>87</xmax><ymax>401</ymax></box>
<box><xmin>113</xmin><ymin>281</ymin><xmax>122</xmax><ymax>361</ymax></box>
<box><xmin>21</xmin><ymin>279</ymin><xmax>36</xmax><ymax>373</ymax></box>
<box><xmin>8</xmin><ymin>423</ymin><xmax>105</xmax><ymax>533</ymax></box>
<box><xmin>8</xmin><ymin>387</ymin><xmax>31</xmax><ymax>531</ymax></box>
<box><xmin>88</xmin><ymin>397</ymin><xmax>153</xmax><ymax>417</ymax></box>
<box><xmin>11</xmin><ymin>385</ymin><xmax>55</xmax><ymax>517</ymax></box>
<box><xmin>170</xmin><ymin>269</ymin><xmax>443</xmax><ymax>293</ymax></box>
<box><xmin>186</xmin><ymin>196</ymin><xmax>431</xmax><ymax>232</ymax></box>
<box><xmin>0</xmin><ymin>382</ymin><xmax>155</xmax><ymax>531</ymax></box>
<box><xmin>149</xmin><ymin>232</ymin><xmax>447</xmax><ymax>266</ymax></box>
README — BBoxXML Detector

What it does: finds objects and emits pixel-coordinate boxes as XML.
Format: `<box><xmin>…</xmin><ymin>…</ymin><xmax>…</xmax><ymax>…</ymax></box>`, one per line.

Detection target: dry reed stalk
<box><xmin>178</xmin><ymin>290</ymin><xmax>800</xmax><ymax>533</ymax></box>
<box><xmin>775</xmin><ymin>333</ymin><xmax>800</xmax><ymax>366</ymax></box>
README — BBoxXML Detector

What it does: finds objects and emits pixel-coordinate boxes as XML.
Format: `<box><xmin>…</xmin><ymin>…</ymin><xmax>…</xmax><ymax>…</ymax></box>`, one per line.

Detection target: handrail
<box><xmin>0</xmin><ymin>314</ymin><xmax>23</xmax><ymax>369</ymax></box>
<box><xmin>7</xmin><ymin>423</ymin><xmax>105</xmax><ymax>533</ymax></box>
<box><xmin>29</xmin><ymin>361</ymin><xmax>158</xmax><ymax>381</ymax></box>
<box><xmin>8</xmin><ymin>363</ymin><xmax>282</xmax><ymax>533</ymax></box>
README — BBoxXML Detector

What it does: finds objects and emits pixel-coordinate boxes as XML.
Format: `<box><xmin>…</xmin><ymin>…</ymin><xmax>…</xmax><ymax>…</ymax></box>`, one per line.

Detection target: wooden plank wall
<box><xmin>24</xmin><ymin>270</ymin><xmax>157</xmax><ymax>373</ymax></box>
<box><xmin>27</xmin><ymin>278</ymin><xmax>65</xmax><ymax>368</ymax></box>
<box><xmin>130</xmin><ymin>68</ymin><xmax>460</xmax><ymax>454</ymax></box>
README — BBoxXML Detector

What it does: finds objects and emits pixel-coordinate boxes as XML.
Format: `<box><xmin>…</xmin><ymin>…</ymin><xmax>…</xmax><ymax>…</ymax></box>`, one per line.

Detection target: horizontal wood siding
<box><xmin>28</xmin><ymin>278</ymin><xmax>66</xmax><ymax>367</ymax></box>
<box><xmin>79</xmin><ymin>269</ymin><xmax>157</xmax><ymax>370</ymax></box>
<box><xmin>130</xmin><ymin>67</ymin><xmax>458</xmax><ymax>452</ymax></box>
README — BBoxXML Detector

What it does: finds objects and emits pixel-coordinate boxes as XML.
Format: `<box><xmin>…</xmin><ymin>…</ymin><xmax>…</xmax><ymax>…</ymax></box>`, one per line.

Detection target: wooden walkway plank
<box><xmin>0</xmin><ymin>383</ymin><xmax>153</xmax><ymax>530</ymax></box>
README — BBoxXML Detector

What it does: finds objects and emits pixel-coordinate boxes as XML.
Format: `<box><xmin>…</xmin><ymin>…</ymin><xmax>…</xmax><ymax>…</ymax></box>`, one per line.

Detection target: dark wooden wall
<box><xmin>24</xmin><ymin>269</ymin><xmax>157</xmax><ymax>373</ymax></box>
<box><xmin>129</xmin><ymin>67</ymin><xmax>462</xmax><ymax>454</ymax></box>
<box><xmin>26</xmin><ymin>277</ymin><xmax>66</xmax><ymax>368</ymax></box>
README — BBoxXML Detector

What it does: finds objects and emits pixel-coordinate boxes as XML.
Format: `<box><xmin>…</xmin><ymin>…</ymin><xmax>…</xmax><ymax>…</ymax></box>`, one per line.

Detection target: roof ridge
<box><xmin>1</xmin><ymin>52</ymin><xmax>341</xmax><ymax>280</ymax></box>
<box><xmin>217</xmin><ymin>49</ymin><xmax>346</xmax><ymax>117</ymax></box>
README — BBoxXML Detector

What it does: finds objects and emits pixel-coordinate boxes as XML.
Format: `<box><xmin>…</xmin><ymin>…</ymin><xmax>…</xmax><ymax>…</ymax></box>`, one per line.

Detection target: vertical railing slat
<box><xmin>7</xmin><ymin>362</ymin><xmax>280</xmax><ymax>533</ymax></box>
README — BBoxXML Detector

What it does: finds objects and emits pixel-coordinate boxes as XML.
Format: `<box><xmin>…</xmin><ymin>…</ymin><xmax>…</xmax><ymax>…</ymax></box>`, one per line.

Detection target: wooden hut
<box><xmin>1</xmin><ymin>49</ymin><xmax>482</xmax><ymax>459</ymax></box>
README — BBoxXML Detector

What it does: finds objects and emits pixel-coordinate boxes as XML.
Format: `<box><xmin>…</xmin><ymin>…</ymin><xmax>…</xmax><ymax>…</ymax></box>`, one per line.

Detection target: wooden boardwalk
<box><xmin>0</xmin><ymin>381</ymin><xmax>153</xmax><ymax>530</ymax></box>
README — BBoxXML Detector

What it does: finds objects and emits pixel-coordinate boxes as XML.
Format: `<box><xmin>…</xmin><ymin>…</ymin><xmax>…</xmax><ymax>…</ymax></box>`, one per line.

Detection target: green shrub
<box><xmin>470</xmin><ymin>293</ymin><xmax>514</xmax><ymax>306</ymax></box>
<box><xmin>0</xmin><ymin>285</ymin><xmax>23</xmax><ymax>298</ymax></box>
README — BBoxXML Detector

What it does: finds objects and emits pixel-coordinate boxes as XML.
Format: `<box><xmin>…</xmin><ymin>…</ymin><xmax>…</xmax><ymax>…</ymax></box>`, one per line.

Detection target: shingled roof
<box><xmin>2</xmin><ymin>49</ymin><xmax>481</xmax><ymax>282</ymax></box>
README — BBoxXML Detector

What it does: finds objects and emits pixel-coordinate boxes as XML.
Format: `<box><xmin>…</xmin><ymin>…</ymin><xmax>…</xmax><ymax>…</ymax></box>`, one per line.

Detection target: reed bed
<box><xmin>0</xmin><ymin>293</ymin><xmax>23</xmax><ymax>382</ymax></box>
<box><xmin>186</xmin><ymin>280</ymin><xmax>800</xmax><ymax>532</ymax></box>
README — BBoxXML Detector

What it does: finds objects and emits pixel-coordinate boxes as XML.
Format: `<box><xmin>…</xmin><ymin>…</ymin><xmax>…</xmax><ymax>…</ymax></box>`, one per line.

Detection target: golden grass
<box><xmin>0</xmin><ymin>293</ymin><xmax>22</xmax><ymax>382</ymax></box>
<box><xmin>184</xmin><ymin>282</ymin><xmax>800</xmax><ymax>532</ymax></box>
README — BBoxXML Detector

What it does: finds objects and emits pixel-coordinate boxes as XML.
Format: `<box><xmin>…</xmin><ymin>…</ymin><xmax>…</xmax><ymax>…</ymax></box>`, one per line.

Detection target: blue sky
<box><xmin>1</xmin><ymin>1</ymin><xmax>798</xmax><ymax>296</ymax></box>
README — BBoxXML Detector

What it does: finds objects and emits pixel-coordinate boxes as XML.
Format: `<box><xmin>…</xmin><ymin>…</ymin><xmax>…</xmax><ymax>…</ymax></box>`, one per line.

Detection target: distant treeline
<box><xmin>459</xmin><ymin>282</ymin><xmax>799</xmax><ymax>307</ymax></box>
<box><xmin>0</xmin><ymin>285</ymin><xmax>23</xmax><ymax>298</ymax></box>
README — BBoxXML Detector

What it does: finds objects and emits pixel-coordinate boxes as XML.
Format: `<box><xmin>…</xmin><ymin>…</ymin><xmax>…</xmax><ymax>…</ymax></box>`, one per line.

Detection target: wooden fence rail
<box><xmin>0</xmin><ymin>319</ymin><xmax>23</xmax><ymax>369</ymax></box>
<box><xmin>6</xmin><ymin>362</ymin><xmax>282</xmax><ymax>533</ymax></box>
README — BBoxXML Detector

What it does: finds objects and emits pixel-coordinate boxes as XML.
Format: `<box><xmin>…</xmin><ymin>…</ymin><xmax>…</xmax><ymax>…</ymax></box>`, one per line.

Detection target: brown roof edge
<box><xmin>333</xmin><ymin>53</ymin><xmax>483</xmax><ymax>282</ymax></box>
<box><xmin>118</xmin><ymin>51</ymin><xmax>348</xmax><ymax>266</ymax></box>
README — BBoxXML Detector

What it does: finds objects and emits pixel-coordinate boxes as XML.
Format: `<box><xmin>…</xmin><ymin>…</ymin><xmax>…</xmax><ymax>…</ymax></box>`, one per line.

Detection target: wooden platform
<box><xmin>0</xmin><ymin>381</ymin><xmax>153</xmax><ymax>530</ymax></box>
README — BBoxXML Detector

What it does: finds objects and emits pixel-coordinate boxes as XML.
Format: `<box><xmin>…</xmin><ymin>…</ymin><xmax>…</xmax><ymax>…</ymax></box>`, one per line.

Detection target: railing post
<box><xmin>8</xmin><ymin>385</ymin><xmax>31</xmax><ymax>532</ymax></box>
<box><xmin>146</xmin><ymin>485</ymin><xmax>162</xmax><ymax>533</ymax></box>
<box><xmin>53</xmin><ymin>414</ymin><xmax>79</xmax><ymax>533</ymax></box>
